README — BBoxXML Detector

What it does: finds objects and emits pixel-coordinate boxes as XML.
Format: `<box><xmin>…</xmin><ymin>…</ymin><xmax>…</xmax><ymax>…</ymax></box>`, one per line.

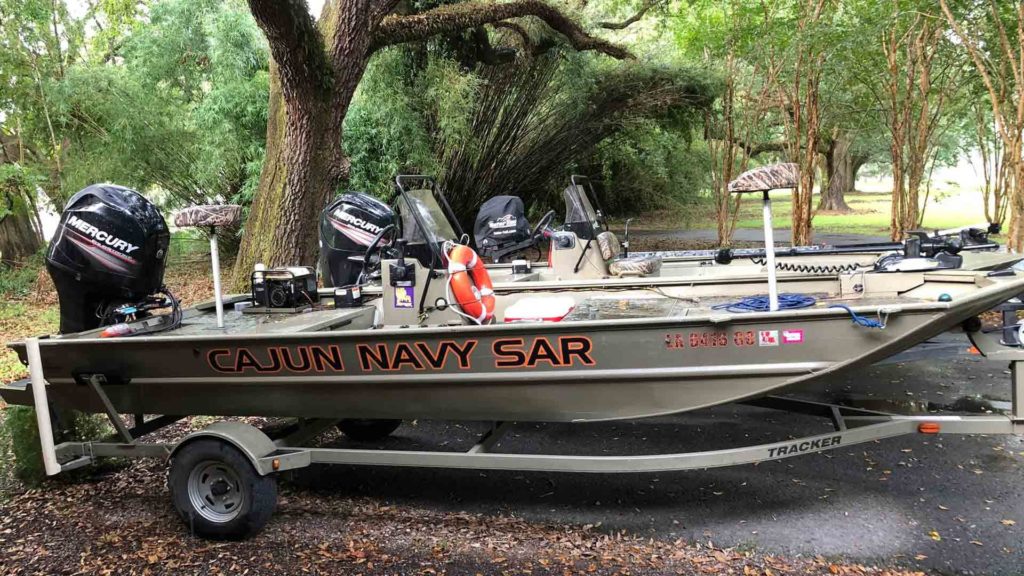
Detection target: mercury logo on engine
<box><xmin>66</xmin><ymin>215</ymin><xmax>139</xmax><ymax>254</ymax></box>
<box><xmin>332</xmin><ymin>210</ymin><xmax>383</xmax><ymax>234</ymax></box>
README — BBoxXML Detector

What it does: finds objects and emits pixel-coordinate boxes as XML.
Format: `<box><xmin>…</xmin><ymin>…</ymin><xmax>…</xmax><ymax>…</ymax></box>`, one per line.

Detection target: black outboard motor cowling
<box><xmin>46</xmin><ymin>184</ymin><xmax>170</xmax><ymax>334</ymax></box>
<box><xmin>474</xmin><ymin>195</ymin><xmax>530</xmax><ymax>260</ymax></box>
<box><xmin>319</xmin><ymin>192</ymin><xmax>396</xmax><ymax>287</ymax></box>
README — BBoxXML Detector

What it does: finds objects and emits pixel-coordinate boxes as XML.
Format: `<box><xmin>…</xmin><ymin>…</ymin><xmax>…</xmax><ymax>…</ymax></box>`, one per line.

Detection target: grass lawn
<box><xmin>628</xmin><ymin>181</ymin><xmax>991</xmax><ymax>238</ymax></box>
<box><xmin>736</xmin><ymin>189</ymin><xmax>988</xmax><ymax>236</ymax></box>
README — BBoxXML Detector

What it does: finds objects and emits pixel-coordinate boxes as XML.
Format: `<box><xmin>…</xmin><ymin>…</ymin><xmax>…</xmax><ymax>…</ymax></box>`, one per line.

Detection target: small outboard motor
<box><xmin>319</xmin><ymin>192</ymin><xmax>396</xmax><ymax>287</ymax></box>
<box><xmin>474</xmin><ymin>196</ymin><xmax>530</xmax><ymax>261</ymax></box>
<box><xmin>46</xmin><ymin>184</ymin><xmax>170</xmax><ymax>334</ymax></box>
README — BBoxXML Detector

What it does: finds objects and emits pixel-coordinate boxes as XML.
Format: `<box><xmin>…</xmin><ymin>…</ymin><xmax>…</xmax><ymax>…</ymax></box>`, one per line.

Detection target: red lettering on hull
<box><xmin>355</xmin><ymin>340</ymin><xmax>477</xmax><ymax>372</ymax></box>
<box><xmin>492</xmin><ymin>336</ymin><xmax>594</xmax><ymax>368</ymax></box>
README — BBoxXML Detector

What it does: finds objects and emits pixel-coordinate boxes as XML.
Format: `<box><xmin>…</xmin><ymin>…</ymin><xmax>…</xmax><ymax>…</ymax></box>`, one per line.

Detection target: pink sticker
<box><xmin>782</xmin><ymin>329</ymin><xmax>804</xmax><ymax>344</ymax></box>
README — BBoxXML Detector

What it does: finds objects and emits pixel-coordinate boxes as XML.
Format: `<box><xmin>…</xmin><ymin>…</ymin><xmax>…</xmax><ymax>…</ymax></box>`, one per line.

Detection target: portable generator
<box><xmin>251</xmin><ymin>266</ymin><xmax>318</xmax><ymax>309</ymax></box>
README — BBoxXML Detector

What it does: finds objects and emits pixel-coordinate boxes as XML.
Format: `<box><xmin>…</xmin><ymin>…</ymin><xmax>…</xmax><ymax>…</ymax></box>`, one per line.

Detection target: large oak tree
<box><xmin>234</xmin><ymin>0</ymin><xmax>630</xmax><ymax>285</ymax></box>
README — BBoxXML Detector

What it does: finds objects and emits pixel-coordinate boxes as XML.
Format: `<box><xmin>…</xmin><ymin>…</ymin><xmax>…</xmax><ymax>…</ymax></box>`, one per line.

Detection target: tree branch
<box><xmin>247</xmin><ymin>0</ymin><xmax>331</xmax><ymax>97</ymax></box>
<box><xmin>492</xmin><ymin>22</ymin><xmax>563</xmax><ymax>57</ymax></box>
<box><xmin>369</xmin><ymin>0</ymin><xmax>403</xmax><ymax>26</ymax></box>
<box><xmin>597</xmin><ymin>0</ymin><xmax>662</xmax><ymax>30</ymax></box>
<box><xmin>709</xmin><ymin>137</ymin><xmax>829</xmax><ymax>157</ymax></box>
<box><xmin>371</xmin><ymin>0</ymin><xmax>632</xmax><ymax>59</ymax></box>
<box><xmin>469</xmin><ymin>26</ymin><xmax>517</xmax><ymax>65</ymax></box>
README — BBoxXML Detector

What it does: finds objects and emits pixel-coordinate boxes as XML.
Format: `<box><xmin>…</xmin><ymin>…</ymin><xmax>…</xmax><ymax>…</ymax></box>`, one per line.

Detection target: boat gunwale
<box><xmin>10</xmin><ymin>274</ymin><xmax>1024</xmax><ymax>348</ymax></box>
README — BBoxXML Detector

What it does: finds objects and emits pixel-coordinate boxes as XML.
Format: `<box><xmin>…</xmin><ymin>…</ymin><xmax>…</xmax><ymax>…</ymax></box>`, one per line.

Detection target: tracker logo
<box><xmin>66</xmin><ymin>215</ymin><xmax>139</xmax><ymax>255</ymax></box>
<box><xmin>767</xmin><ymin>435</ymin><xmax>841</xmax><ymax>458</ymax></box>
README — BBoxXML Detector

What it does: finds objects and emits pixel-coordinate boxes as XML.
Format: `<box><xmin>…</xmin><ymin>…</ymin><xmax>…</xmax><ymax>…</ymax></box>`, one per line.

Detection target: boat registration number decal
<box><xmin>664</xmin><ymin>330</ymin><xmax>761</xmax><ymax>349</ymax></box>
<box><xmin>206</xmin><ymin>336</ymin><xmax>595</xmax><ymax>374</ymax></box>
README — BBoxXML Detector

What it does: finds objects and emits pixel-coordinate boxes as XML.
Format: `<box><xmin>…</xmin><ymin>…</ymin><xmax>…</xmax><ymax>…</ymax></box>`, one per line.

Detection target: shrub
<box><xmin>0</xmin><ymin>252</ymin><xmax>45</xmax><ymax>298</ymax></box>
<box><xmin>1</xmin><ymin>405</ymin><xmax>110</xmax><ymax>486</ymax></box>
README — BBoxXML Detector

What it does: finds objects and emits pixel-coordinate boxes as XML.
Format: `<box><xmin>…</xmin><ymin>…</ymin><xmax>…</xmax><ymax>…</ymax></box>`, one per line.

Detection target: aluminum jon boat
<box><xmin>325</xmin><ymin>168</ymin><xmax>1019</xmax><ymax>296</ymax></box>
<box><xmin>5</xmin><ymin>264</ymin><xmax>1024</xmax><ymax>423</ymax></box>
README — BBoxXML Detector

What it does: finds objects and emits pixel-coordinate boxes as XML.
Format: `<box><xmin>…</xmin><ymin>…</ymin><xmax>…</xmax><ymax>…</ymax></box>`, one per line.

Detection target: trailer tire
<box><xmin>337</xmin><ymin>419</ymin><xmax>402</xmax><ymax>441</ymax></box>
<box><xmin>168</xmin><ymin>439</ymin><xmax>277</xmax><ymax>540</ymax></box>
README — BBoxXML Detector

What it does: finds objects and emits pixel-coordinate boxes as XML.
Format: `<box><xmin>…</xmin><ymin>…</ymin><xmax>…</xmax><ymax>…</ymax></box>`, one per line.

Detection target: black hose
<box><xmin>749</xmin><ymin>257</ymin><xmax>863</xmax><ymax>274</ymax></box>
<box><xmin>152</xmin><ymin>286</ymin><xmax>183</xmax><ymax>333</ymax></box>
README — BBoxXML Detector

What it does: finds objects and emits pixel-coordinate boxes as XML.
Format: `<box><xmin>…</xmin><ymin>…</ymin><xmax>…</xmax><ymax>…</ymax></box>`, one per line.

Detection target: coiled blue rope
<box><xmin>711</xmin><ymin>293</ymin><xmax>817</xmax><ymax>313</ymax></box>
<box><xmin>828</xmin><ymin>304</ymin><xmax>885</xmax><ymax>328</ymax></box>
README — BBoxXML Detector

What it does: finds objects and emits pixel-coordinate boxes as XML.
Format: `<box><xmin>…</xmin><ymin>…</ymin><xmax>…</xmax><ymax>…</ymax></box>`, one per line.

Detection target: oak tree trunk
<box><xmin>0</xmin><ymin>172</ymin><xmax>43</xmax><ymax>265</ymax></box>
<box><xmin>0</xmin><ymin>207</ymin><xmax>41</xmax><ymax>265</ymax></box>
<box><xmin>231</xmin><ymin>70</ymin><xmax>342</xmax><ymax>289</ymax></box>
<box><xmin>850</xmin><ymin>154</ymin><xmax>867</xmax><ymax>188</ymax></box>
<box><xmin>232</xmin><ymin>1</ymin><xmax>370</xmax><ymax>289</ymax></box>
<box><xmin>818</xmin><ymin>134</ymin><xmax>852</xmax><ymax>212</ymax></box>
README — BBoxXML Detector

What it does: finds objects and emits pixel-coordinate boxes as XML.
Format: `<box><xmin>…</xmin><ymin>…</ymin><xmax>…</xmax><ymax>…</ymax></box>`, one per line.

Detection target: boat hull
<box><xmin>5</xmin><ymin>275</ymin><xmax>1021</xmax><ymax>422</ymax></box>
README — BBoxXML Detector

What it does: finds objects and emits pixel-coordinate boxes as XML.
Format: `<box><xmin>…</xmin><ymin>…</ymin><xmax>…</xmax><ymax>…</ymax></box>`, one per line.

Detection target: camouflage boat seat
<box><xmin>172</xmin><ymin>204</ymin><xmax>243</xmax><ymax>329</ymax></box>
<box><xmin>173</xmin><ymin>204</ymin><xmax>243</xmax><ymax>229</ymax></box>
<box><xmin>597</xmin><ymin>231</ymin><xmax>662</xmax><ymax>277</ymax></box>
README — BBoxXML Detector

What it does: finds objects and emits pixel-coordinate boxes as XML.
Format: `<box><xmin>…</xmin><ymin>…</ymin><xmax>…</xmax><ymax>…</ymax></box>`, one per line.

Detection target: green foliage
<box><xmin>1</xmin><ymin>0</ymin><xmax>268</xmax><ymax>212</ymax></box>
<box><xmin>0</xmin><ymin>165</ymin><xmax>46</xmax><ymax>221</ymax></box>
<box><xmin>0</xmin><ymin>252</ymin><xmax>45</xmax><ymax>298</ymax></box>
<box><xmin>2</xmin><ymin>406</ymin><xmax>45</xmax><ymax>484</ymax></box>
<box><xmin>344</xmin><ymin>49</ymin><xmax>442</xmax><ymax>198</ymax></box>
<box><xmin>346</xmin><ymin>37</ymin><xmax>716</xmax><ymax>223</ymax></box>
<box><xmin>1</xmin><ymin>406</ymin><xmax>109</xmax><ymax>486</ymax></box>
<box><xmin>596</xmin><ymin>121</ymin><xmax>712</xmax><ymax>216</ymax></box>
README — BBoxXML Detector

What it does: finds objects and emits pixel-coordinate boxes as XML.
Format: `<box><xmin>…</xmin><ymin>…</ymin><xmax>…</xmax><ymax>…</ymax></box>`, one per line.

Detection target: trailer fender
<box><xmin>170</xmin><ymin>421</ymin><xmax>277</xmax><ymax>476</ymax></box>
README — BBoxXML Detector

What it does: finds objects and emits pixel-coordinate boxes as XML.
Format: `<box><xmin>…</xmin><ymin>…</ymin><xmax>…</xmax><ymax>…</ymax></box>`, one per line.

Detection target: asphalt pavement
<box><xmin>291</xmin><ymin>343</ymin><xmax>1024</xmax><ymax>575</ymax></box>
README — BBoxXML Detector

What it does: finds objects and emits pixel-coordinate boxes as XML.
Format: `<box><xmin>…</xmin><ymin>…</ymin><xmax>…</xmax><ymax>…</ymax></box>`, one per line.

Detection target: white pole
<box><xmin>27</xmin><ymin>338</ymin><xmax>61</xmax><ymax>476</ymax></box>
<box><xmin>762</xmin><ymin>191</ymin><xmax>779</xmax><ymax>312</ymax></box>
<box><xmin>210</xmin><ymin>232</ymin><xmax>225</xmax><ymax>328</ymax></box>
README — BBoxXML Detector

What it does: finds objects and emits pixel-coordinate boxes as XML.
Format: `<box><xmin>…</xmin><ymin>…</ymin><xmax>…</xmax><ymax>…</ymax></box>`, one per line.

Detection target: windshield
<box><xmin>400</xmin><ymin>189</ymin><xmax>459</xmax><ymax>245</ymax></box>
<box><xmin>563</xmin><ymin>185</ymin><xmax>603</xmax><ymax>237</ymax></box>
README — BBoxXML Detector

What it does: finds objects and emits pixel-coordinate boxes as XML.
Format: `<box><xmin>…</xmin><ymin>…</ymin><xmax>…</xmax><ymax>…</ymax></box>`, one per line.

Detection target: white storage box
<box><xmin>503</xmin><ymin>296</ymin><xmax>576</xmax><ymax>323</ymax></box>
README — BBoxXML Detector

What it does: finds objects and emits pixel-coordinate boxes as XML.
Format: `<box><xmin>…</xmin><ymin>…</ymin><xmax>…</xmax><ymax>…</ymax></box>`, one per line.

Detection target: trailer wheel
<box><xmin>168</xmin><ymin>439</ymin><xmax>277</xmax><ymax>539</ymax></box>
<box><xmin>337</xmin><ymin>419</ymin><xmax>402</xmax><ymax>441</ymax></box>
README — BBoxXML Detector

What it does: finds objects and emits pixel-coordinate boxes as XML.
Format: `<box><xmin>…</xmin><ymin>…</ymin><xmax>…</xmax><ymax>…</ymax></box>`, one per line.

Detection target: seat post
<box><xmin>727</xmin><ymin>163</ymin><xmax>800</xmax><ymax>313</ymax></box>
<box><xmin>761</xmin><ymin>190</ymin><xmax>779</xmax><ymax>312</ymax></box>
<box><xmin>209</xmin><ymin>226</ymin><xmax>225</xmax><ymax>328</ymax></box>
<box><xmin>173</xmin><ymin>204</ymin><xmax>242</xmax><ymax>330</ymax></box>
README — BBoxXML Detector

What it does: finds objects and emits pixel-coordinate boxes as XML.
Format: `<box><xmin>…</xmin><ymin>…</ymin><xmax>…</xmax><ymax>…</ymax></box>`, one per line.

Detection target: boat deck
<box><xmin>170</xmin><ymin>305</ymin><xmax>376</xmax><ymax>336</ymax></box>
<box><xmin>45</xmin><ymin>268</ymin><xmax>1001</xmax><ymax>342</ymax></box>
<box><xmin>562</xmin><ymin>293</ymin><xmax>940</xmax><ymax>322</ymax></box>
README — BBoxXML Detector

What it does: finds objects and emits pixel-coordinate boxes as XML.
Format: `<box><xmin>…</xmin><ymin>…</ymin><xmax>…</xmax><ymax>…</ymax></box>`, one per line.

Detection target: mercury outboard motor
<box><xmin>46</xmin><ymin>184</ymin><xmax>170</xmax><ymax>334</ymax></box>
<box><xmin>319</xmin><ymin>192</ymin><xmax>396</xmax><ymax>287</ymax></box>
<box><xmin>474</xmin><ymin>195</ymin><xmax>530</xmax><ymax>261</ymax></box>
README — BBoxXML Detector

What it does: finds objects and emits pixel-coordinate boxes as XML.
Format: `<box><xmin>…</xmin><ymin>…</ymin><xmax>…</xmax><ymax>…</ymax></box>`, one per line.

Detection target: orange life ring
<box><xmin>446</xmin><ymin>244</ymin><xmax>495</xmax><ymax>324</ymax></box>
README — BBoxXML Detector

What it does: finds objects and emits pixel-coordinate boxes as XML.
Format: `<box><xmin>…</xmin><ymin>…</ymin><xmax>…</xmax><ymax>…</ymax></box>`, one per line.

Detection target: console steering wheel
<box><xmin>532</xmin><ymin>210</ymin><xmax>556</xmax><ymax>239</ymax></box>
<box><xmin>356</xmin><ymin>224</ymin><xmax>398</xmax><ymax>284</ymax></box>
